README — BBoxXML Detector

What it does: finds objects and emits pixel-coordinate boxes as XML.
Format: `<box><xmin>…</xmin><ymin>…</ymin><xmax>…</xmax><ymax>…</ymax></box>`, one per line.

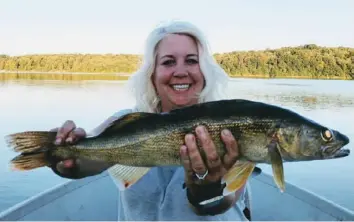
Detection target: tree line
<box><xmin>1</xmin><ymin>44</ymin><xmax>353</xmax><ymax>80</ymax></box>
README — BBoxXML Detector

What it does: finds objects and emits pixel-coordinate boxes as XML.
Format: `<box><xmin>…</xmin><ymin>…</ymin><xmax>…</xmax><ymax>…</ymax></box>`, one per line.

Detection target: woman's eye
<box><xmin>186</xmin><ymin>59</ymin><xmax>198</xmax><ymax>64</ymax></box>
<box><xmin>162</xmin><ymin>60</ymin><xmax>175</xmax><ymax>66</ymax></box>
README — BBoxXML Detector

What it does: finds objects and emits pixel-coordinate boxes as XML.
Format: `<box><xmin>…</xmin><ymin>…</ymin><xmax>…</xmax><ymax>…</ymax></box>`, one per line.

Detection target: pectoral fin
<box><xmin>268</xmin><ymin>140</ymin><xmax>285</xmax><ymax>192</ymax></box>
<box><xmin>221</xmin><ymin>161</ymin><xmax>256</xmax><ymax>196</ymax></box>
<box><xmin>108</xmin><ymin>164</ymin><xmax>151</xmax><ymax>191</ymax></box>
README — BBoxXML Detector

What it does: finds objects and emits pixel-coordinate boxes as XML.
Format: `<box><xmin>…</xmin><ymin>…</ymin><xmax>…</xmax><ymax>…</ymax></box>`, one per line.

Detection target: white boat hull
<box><xmin>1</xmin><ymin>171</ymin><xmax>353</xmax><ymax>221</ymax></box>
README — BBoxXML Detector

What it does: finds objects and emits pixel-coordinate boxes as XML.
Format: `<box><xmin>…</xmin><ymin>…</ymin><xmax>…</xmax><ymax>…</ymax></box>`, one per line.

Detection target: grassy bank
<box><xmin>1</xmin><ymin>71</ymin><xmax>350</xmax><ymax>82</ymax></box>
<box><xmin>1</xmin><ymin>44</ymin><xmax>353</xmax><ymax>81</ymax></box>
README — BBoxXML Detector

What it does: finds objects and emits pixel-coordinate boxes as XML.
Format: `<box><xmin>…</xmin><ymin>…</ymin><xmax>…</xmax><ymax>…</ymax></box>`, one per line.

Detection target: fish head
<box><xmin>300</xmin><ymin>125</ymin><xmax>350</xmax><ymax>160</ymax></box>
<box><xmin>277</xmin><ymin>121</ymin><xmax>350</xmax><ymax>161</ymax></box>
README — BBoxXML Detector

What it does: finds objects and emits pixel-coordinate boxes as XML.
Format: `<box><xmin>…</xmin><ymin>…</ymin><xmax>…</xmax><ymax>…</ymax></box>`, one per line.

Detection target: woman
<box><xmin>51</xmin><ymin>20</ymin><xmax>251</xmax><ymax>221</ymax></box>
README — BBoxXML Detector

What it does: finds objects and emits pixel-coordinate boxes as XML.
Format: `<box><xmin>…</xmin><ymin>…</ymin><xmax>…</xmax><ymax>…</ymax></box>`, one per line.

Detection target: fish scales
<box><xmin>6</xmin><ymin>99</ymin><xmax>350</xmax><ymax>197</ymax></box>
<box><xmin>68</xmin><ymin>116</ymin><xmax>277</xmax><ymax>166</ymax></box>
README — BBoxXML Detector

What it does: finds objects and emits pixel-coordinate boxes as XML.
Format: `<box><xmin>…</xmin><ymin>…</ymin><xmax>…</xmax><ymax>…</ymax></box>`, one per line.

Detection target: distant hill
<box><xmin>1</xmin><ymin>44</ymin><xmax>353</xmax><ymax>80</ymax></box>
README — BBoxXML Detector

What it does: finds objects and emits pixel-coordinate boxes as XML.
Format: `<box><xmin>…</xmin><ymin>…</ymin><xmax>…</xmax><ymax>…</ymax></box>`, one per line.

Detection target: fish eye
<box><xmin>321</xmin><ymin>129</ymin><xmax>333</xmax><ymax>142</ymax></box>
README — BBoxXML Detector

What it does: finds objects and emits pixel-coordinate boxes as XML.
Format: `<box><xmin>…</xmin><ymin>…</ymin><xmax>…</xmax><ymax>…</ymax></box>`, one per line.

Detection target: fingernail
<box><xmin>196</xmin><ymin>126</ymin><xmax>205</xmax><ymax>134</ymax></box>
<box><xmin>223</xmin><ymin>129</ymin><xmax>231</xmax><ymax>136</ymax></box>
<box><xmin>186</xmin><ymin>134</ymin><xmax>194</xmax><ymax>142</ymax></box>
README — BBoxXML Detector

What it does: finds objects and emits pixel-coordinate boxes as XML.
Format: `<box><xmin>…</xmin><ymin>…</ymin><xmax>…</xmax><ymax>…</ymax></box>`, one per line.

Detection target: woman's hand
<box><xmin>181</xmin><ymin>125</ymin><xmax>239</xmax><ymax>185</ymax></box>
<box><xmin>52</xmin><ymin>120</ymin><xmax>86</xmax><ymax>147</ymax></box>
<box><xmin>180</xmin><ymin>125</ymin><xmax>241</xmax><ymax>215</ymax></box>
<box><xmin>49</xmin><ymin>120</ymin><xmax>86</xmax><ymax>178</ymax></box>
<box><xmin>50</xmin><ymin>120</ymin><xmax>111</xmax><ymax>179</ymax></box>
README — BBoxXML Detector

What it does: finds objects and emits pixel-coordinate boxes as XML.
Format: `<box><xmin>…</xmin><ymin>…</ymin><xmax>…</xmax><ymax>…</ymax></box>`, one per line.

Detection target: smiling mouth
<box><xmin>171</xmin><ymin>84</ymin><xmax>191</xmax><ymax>91</ymax></box>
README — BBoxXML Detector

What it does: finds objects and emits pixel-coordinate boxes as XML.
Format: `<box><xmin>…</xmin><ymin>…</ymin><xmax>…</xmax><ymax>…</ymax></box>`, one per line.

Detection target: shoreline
<box><xmin>0</xmin><ymin>70</ymin><xmax>351</xmax><ymax>81</ymax></box>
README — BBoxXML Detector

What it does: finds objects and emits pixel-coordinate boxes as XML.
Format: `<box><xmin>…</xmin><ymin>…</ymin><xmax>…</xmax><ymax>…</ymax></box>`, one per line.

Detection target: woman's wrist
<box><xmin>187</xmin><ymin>187</ymin><xmax>235</xmax><ymax>216</ymax></box>
<box><xmin>185</xmin><ymin>180</ymin><xmax>233</xmax><ymax>215</ymax></box>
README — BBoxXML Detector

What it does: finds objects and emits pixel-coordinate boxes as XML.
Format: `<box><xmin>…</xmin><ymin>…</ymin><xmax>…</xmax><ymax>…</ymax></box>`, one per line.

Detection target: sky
<box><xmin>1</xmin><ymin>0</ymin><xmax>353</xmax><ymax>56</ymax></box>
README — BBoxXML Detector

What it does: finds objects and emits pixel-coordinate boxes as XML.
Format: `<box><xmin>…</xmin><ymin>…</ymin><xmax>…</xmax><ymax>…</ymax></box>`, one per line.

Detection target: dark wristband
<box><xmin>186</xmin><ymin>180</ymin><xmax>225</xmax><ymax>208</ymax></box>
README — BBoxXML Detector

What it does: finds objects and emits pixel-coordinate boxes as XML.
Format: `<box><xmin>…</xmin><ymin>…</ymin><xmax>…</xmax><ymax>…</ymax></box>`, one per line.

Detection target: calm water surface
<box><xmin>0</xmin><ymin>78</ymin><xmax>353</xmax><ymax>213</ymax></box>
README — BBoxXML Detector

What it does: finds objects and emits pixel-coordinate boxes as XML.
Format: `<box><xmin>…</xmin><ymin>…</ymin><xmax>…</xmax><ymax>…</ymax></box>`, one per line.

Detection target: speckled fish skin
<box><xmin>7</xmin><ymin>99</ymin><xmax>351</xmax><ymax>194</ymax></box>
<box><xmin>40</xmin><ymin>98</ymin><xmax>349</xmax><ymax>167</ymax></box>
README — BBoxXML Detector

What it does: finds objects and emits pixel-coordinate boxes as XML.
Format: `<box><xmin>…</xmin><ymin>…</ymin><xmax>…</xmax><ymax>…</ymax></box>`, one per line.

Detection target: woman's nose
<box><xmin>173</xmin><ymin>63</ymin><xmax>188</xmax><ymax>77</ymax></box>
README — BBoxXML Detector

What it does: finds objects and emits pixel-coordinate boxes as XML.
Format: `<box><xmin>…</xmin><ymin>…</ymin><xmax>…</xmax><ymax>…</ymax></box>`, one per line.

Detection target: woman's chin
<box><xmin>171</xmin><ymin>98</ymin><xmax>198</xmax><ymax>108</ymax></box>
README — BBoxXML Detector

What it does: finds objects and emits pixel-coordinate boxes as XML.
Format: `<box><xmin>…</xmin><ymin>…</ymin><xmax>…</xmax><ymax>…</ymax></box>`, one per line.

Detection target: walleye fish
<box><xmin>5</xmin><ymin>99</ymin><xmax>350</xmax><ymax>201</ymax></box>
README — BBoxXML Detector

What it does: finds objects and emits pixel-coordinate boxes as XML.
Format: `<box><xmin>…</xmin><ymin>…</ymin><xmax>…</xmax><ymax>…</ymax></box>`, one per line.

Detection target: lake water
<box><xmin>0</xmin><ymin>78</ymin><xmax>353</xmax><ymax>213</ymax></box>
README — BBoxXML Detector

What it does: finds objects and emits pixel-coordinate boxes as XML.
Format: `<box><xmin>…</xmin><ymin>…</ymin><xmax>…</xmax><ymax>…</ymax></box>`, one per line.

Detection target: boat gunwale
<box><xmin>0</xmin><ymin>170</ymin><xmax>353</xmax><ymax>221</ymax></box>
<box><xmin>253</xmin><ymin>172</ymin><xmax>354</xmax><ymax>220</ymax></box>
<box><xmin>0</xmin><ymin>172</ymin><xmax>110</xmax><ymax>221</ymax></box>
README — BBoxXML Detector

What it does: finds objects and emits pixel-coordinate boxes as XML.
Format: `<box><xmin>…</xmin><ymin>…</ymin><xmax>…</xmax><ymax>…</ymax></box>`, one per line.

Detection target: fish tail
<box><xmin>11</xmin><ymin>152</ymin><xmax>49</xmax><ymax>171</ymax></box>
<box><xmin>5</xmin><ymin>131</ymin><xmax>57</xmax><ymax>171</ymax></box>
<box><xmin>6</xmin><ymin>131</ymin><xmax>56</xmax><ymax>153</ymax></box>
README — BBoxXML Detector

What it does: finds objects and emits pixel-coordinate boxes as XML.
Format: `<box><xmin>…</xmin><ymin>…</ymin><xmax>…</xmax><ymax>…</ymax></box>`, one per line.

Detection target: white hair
<box><xmin>127</xmin><ymin>20</ymin><xmax>230</xmax><ymax>112</ymax></box>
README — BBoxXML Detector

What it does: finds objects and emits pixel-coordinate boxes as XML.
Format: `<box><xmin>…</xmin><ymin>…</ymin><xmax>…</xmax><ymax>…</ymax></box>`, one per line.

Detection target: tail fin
<box><xmin>11</xmin><ymin>153</ymin><xmax>49</xmax><ymax>170</ymax></box>
<box><xmin>5</xmin><ymin>131</ymin><xmax>56</xmax><ymax>171</ymax></box>
<box><xmin>6</xmin><ymin>131</ymin><xmax>56</xmax><ymax>153</ymax></box>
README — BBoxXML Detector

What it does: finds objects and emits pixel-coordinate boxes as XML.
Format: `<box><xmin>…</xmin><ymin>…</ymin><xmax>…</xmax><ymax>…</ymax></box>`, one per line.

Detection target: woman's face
<box><xmin>152</xmin><ymin>34</ymin><xmax>205</xmax><ymax>112</ymax></box>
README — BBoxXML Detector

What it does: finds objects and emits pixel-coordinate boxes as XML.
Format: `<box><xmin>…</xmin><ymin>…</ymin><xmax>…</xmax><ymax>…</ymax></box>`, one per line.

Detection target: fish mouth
<box><xmin>321</xmin><ymin>143</ymin><xmax>350</xmax><ymax>159</ymax></box>
<box><xmin>332</xmin><ymin>148</ymin><xmax>350</xmax><ymax>158</ymax></box>
<box><xmin>322</xmin><ymin>146</ymin><xmax>351</xmax><ymax>159</ymax></box>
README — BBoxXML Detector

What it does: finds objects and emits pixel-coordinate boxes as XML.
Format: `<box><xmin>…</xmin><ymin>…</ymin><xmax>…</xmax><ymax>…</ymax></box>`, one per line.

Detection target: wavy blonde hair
<box><xmin>127</xmin><ymin>20</ymin><xmax>230</xmax><ymax>112</ymax></box>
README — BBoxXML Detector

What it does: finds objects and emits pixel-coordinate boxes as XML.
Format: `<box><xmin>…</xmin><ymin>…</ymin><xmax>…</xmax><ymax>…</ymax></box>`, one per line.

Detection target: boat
<box><xmin>0</xmin><ymin>169</ymin><xmax>353</xmax><ymax>221</ymax></box>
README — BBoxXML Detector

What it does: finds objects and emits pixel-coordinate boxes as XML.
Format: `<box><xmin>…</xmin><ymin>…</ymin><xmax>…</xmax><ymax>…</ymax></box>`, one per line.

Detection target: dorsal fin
<box><xmin>99</xmin><ymin>112</ymin><xmax>156</xmax><ymax>136</ymax></box>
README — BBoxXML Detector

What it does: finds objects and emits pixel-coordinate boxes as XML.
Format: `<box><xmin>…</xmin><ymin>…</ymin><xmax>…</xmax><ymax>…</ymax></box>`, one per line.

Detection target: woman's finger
<box><xmin>221</xmin><ymin>129</ymin><xmax>239</xmax><ymax>169</ymax></box>
<box><xmin>55</xmin><ymin>120</ymin><xmax>76</xmax><ymax>145</ymax></box>
<box><xmin>180</xmin><ymin>145</ymin><xmax>193</xmax><ymax>178</ymax></box>
<box><xmin>196</xmin><ymin>126</ymin><xmax>221</xmax><ymax>174</ymax></box>
<box><xmin>66</xmin><ymin>127</ymin><xmax>86</xmax><ymax>144</ymax></box>
<box><xmin>57</xmin><ymin>159</ymin><xmax>75</xmax><ymax>169</ymax></box>
<box><xmin>185</xmin><ymin>133</ymin><xmax>207</xmax><ymax>178</ymax></box>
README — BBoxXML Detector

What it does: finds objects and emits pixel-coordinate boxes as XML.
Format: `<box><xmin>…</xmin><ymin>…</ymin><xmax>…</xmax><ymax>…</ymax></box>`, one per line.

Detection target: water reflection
<box><xmin>0</xmin><ymin>78</ymin><xmax>354</xmax><ymax>213</ymax></box>
<box><xmin>227</xmin><ymin>78</ymin><xmax>354</xmax><ymax>111</ymax></box>
<box><xmin>259</xmin><ymin>93</ymin><xmax>353</xmax><ymax>110</ymax></box>
<box><xmin>0</xmin><ymin>79</ymin><xmax>127</xmax><ymax>89</ymax></box>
